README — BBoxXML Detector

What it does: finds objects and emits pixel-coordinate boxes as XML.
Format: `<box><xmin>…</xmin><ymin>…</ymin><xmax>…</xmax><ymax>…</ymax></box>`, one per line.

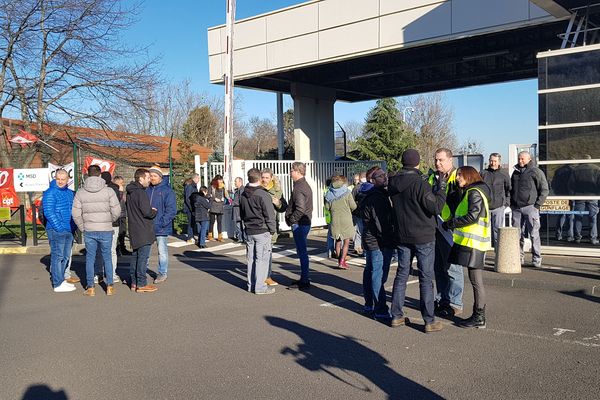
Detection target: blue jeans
<box><xmin>84</xmin><ymin>231</ymin><xmax>113</xmax><ymax>288</ymax></box>
<box><xmin>197</xmin><ymin>221</ymin><xmax>209</xmax><ymax>246</ymax></box>
<box><xmin>292</xmin><ymin>224</ymin><xmax>311</xmax><ymax>283</ymax></box>
<box><xmin>364</xmin><ymin>248</ymin><xmax>393</xmax><ymax>315</ymax></box>
<box><xmin>574</xmin><ymin>200</ymin><xmax>598</xmax><ymax>240</ymax></box>
<box><xmin>327</xmin><ymin>226</ymin><xmax>334</xmax><ymax>253</ymax></box>
<box><xmin>556</xmin><ymin>213</ymin><xmax>574</xmax><ymax>240</ymax></box>
<box><xmin>47</xmin><ymin>229</ymin><xmax>73</xmax><ymax>288</ymax></box>
<box><xmin>434</xmin><ymin>231</ymin><xmax>464</xmax><ymax>309</ymax></box>
<box><xmin>129</xmin><ymin>244</ymin><xmax>151</xmax><ymax>287</ymax></box>
<box><xmin>234</xmin><ymin>220</ymin><xmax>246</xmax><ymax>242</ymax></box>
<box><xmin>154</xmin><ymin>235</ymin><xmax>169</xmax><ymax>276</ymax></box>
<box><xmin>391</xmin><ymin>242</ymin><xmax>436</xmax><ymax>324</ymax></box>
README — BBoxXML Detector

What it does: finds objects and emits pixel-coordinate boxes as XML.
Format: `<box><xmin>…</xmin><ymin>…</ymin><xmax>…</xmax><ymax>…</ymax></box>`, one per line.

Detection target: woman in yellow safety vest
<box><xmin>442</xmin><ymin>166</ymin><xmax>491</xmax><ymax>329</ymax></box>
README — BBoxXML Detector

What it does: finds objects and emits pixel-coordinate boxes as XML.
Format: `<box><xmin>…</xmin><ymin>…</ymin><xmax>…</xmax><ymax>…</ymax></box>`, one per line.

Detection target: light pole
<box><xmin>402</xmin><ymin>106</ymin><xmax>415</xmax><ymax>122</ymax></box>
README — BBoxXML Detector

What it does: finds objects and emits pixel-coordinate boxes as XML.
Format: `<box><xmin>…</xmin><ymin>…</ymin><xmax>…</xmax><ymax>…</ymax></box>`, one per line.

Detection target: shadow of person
<box><xmin>265</xmin><ymin>316</ymin><xmax>442</xmax><ymax>399</ymax></box>
<box><xmin>21</xmin><ymin>384</ymin><xmax>68</xmax><ymax>399</ymax></box>
<box><xmin>560</xmin><ymin>289</ymin><xmax>600</xmax><ymax>304</ymax></box>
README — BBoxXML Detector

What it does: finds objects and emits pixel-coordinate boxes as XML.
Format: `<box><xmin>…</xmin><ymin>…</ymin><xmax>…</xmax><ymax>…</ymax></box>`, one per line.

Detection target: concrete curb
<box><xmin>0</xmin><ymin>244</ymin><xmax>86</xmax><ymax>256</ymax></box>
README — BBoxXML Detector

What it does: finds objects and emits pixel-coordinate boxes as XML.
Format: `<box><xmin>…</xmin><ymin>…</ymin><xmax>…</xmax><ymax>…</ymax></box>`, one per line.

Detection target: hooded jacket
<box><xmin>126</xmin><ymin>181</ymin><xmax>157</xmax><ymax>249</ymax></box>
<box><xmin>325</xmin><ymin>185</ymin><xmax>356</xmax><ymax>240</ymax></box>
<box><xmin>444</xmin><ymin>182</ymin><xmax>492</xmax><ymax>268</ymax></box>
<box><xmin>146</xmin><ymin>178</ymin><xmax>177</xmax><ymax>236</ymax></box>
<box><xmin>42</xmin><ymin>180</ymin><xmax>76</xmax><ymax>233</ymax></box>
<box><xmin>240</xmin><ymin>184</ymin><xmax>276</xmax><ymax>235</ymax></box>
<box><xmin>510</xmin><ymin>161</ymin><xmax>549</xmax><ymax>209</ymax></box>
<box><xmin>72</xmin><ymin>176</ymin><xmax>120</xmax><ymax>232</ymax></box>
<box><xmin>388</xmin><ymin>167</ymin><xmax>447</xmax><ymax>244</ymax></box>
<box><xmin>361</xmin><ymin>186</ymin><xmax>395</xmax><ymax>250</ymax></box>
<box><xmin>191</xmin><ymin>191</ymin><xmax>210</xmax><ymax>222</ymax></box>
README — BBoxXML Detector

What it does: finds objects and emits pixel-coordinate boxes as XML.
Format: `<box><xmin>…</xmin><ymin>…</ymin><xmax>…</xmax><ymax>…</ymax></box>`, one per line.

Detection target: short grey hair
<box><xmin>489</xmin><ymin>153</ymin><xmax>501</xmax><ymax>159</ymax></box>
<box><xmin>55</xmin><ymin>169</ymin><xmax>68</xmax><ymax>178</ymax></box>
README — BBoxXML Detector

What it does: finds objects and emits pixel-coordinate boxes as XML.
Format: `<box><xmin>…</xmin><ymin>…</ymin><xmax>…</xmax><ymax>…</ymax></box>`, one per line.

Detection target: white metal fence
<box><xmin>198</xmin><ymin>160</ymin><xmax>386</xmax><ymax>230</ymax></box>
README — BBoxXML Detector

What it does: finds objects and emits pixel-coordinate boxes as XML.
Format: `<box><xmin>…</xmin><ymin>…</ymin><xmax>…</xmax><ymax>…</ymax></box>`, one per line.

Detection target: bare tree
<box><xmin>403</xmin><ymin>93</ymin><xmax>456</xmax><ymax>170</ymax></box>
<box><xmin>0</xmin><ymin>0</ymin><xmax>159</xmax><ymax>167</ymax></box>
<box><xmin>248</xmin><ymin>116</ymin><xmax>277</xmax><ymax>157</ymax></box>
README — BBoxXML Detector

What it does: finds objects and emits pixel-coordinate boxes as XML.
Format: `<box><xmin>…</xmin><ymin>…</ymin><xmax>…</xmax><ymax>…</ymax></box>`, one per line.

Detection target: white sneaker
<box><xmin>54</xmin><ymin>281</ymin><xmax>77</xmax><ymax>292</ymax></box>
<box><xmin>113</xmin><ymin>276</ymin><xmax>121</xmax><ymax>283</ymax></box>
<box><xmin>64</xmin><ymin>281</ymin><xmax>75</xmax><ymax>287</ymax></box>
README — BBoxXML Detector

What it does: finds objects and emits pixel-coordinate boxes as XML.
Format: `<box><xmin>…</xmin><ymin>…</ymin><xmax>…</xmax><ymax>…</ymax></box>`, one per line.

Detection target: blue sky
<box><xmin>125</xmin><ymin>0</ymin><xmax>539</xmax><ymax>160</ymax></box>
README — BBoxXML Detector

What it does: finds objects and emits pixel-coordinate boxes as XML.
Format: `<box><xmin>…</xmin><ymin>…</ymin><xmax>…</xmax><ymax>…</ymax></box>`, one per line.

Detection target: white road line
<box><xmin>167</xmin><ymin>241</ymin><xmax>192</xmax><ymax>248</ymax></box>
<box><xmin>485</xmin><ymin>328</ymin><xmax>600</xmax><ymax>348</ymax></box>
<box><xmin>191</xmin><ymin>243</ymin><xmax>241</xmax><ymax>252</ymax></box>
<box><xmin>319</xmin><ymin>280</ymin><xmax>419</xmax><ymax>308</ymax></box>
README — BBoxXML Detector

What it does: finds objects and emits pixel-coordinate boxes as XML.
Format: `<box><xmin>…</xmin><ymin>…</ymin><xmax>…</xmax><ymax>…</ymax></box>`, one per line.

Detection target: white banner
<box><xmin>13</xmin><ymin>168</ymin><xmax>50</xmax><ymax>192</ymax></box>
<box><xmin>48</xmin><ymin>162</ymin><xmax>75</xmax><ymax>190</ymax></box>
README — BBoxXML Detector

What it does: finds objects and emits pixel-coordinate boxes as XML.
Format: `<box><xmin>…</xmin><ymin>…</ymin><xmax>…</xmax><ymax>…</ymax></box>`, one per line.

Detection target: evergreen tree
<box><xmin>354</xmin><ymin>98</ymin><xmax>416</xmax><ymax>172</ymax></box>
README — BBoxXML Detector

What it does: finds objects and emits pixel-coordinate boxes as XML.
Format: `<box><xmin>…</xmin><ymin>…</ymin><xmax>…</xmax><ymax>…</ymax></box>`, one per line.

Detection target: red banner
<box><xmin>0</xmin><ymin>168</ymin><xmax>20</xmax><ymax>207</ymax></box>
<box><xmin>82</xmin><ymin>156</ymin><xmax>115</xmax><ymax>175</ymax></box>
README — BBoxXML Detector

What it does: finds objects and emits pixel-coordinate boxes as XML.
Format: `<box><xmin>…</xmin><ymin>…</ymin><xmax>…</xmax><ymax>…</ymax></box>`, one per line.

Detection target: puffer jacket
<box><xmin>444</xmin><ymin>182</ymin><xmax>491</xmax><ymax>269</ymax></box>
<box><xmin>325</xmin><ymin>185</ymin><xmax>356</xmax><ymax>240</ymax></box>
<box><xmin>146</xmin><ymin>179</ymin><xmax>177</xmax><ymax>236</ymax></box>
<box><xmin>72</xmin><ymin>176</ymin><xmax>120</xmax><ymax>232</ymax></box>
<box><xmin>42</xmin><ymin>180</ymin><xmax>76</xmax><ymax>233</ymax></box>
<box><xmin>510</xmin><ymin>161</ymin><xmax>549</xmax><ymax>209</ymax></box>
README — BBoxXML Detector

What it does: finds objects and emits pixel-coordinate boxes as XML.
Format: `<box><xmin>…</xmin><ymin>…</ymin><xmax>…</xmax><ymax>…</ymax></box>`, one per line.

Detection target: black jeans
<box><xmin>209</xmin><ymin>213</ymin><xmax>223</xmax><ymax>235</ymax></box>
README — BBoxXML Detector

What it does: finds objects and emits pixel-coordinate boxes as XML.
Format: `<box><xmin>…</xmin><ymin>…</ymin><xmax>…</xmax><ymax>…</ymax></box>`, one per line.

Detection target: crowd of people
<box><xmin>43</xmin><ymin>149</ymin><xmax>548</xmax><ymax>332</ymax></box>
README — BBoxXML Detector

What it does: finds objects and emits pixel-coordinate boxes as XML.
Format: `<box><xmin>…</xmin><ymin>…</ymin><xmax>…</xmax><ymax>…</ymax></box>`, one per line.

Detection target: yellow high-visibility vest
<box><xmin>323</xmin><ymin>186</ymin><xmax>332</xmax><ymax>224</ymax></box>
<box><xmin>452</xmin><ymin>187</ymin><xmax>491</xmax><ymax>251</ymax></box>
<box><xmin>428</xmin><ymin>169</ymin><xmax>457</xmax><ymax>221</ymax></box>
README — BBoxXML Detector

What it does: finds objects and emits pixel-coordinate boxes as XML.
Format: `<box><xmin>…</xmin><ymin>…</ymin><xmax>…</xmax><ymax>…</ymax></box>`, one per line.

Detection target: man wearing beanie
<box><xmin>387</xmin><ymin>149</ymin><xmax>447</xmax><ymax>333</ymax></box>
<box><xmin>146</xmin><ymin>165</ymin><xmax>177</xmax><ymax>284</ymax></box>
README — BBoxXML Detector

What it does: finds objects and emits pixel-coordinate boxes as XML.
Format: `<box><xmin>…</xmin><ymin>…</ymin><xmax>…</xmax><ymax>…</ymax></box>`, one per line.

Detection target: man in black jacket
<box><xmin>126</xmin><ymin>169</ymin><xmax>158</xmax><ymax>293</ymax></box>
<box><xmin>388</xmin><ymin>149</ymin><xmax>447</xmax><ymax>333</ymax></box>
<box><xmin>480</xmin><ymin>153</ymin><xmax>511</xmax><ymax>248</ymax></box>
<box><xmin>285</xmin><ymin>161</ymin><xmax>313</xmax><ymax>290</ymax></box>
<box><xmin>240</xmin><ymin>168</ymin><xmax>276</xmax><ymax>295</ymax></box>
<box><xmin>510</xmin><ymin>151</ymin><xmax>549</xmax><ymax>267</ymax></box>
<box><xmin>361</xmin><ymin>166</ymin><xmax>395</xmax><ymax>319</ymax></box>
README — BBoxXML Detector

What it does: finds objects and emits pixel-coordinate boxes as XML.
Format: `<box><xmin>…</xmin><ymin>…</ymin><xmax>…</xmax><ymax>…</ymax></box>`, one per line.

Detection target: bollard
<box><xmin>495</xmin><ymin>227</ymin><xmax>521</xmax><ymax>274</ymax></box>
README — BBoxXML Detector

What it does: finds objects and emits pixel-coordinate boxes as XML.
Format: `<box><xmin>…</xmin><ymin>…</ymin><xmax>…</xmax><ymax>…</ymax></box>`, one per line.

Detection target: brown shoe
<box><xmin>265</xmin><ymin>277</ymin><xmax>279</xmax><ymax>286</ymax></box>
<box><xmin>390</xmin><ymin>317</ymin><xmax>409</xmax><ymax>327</ymax></box>
<box><xmin>106</xmin><ymin>285</ymin><xmax>115</xmax><ymax>296</ymax></box>
<box><xmin>207</xmin><ymin>232</ymin><xmax>213</xmax><ymax>241</ymax></box>
<box><xmin>425</xmin><ymin>321</ymin><xmax>443</xmax><ymax>333</ymax></box>
<box><xmin>66</xmin><ymin>276</ymin><xmax>80</xmax><ymax>284</ymax></box>
<box><xmin>136</xmin><ymin>285</ymin><xmax>158</xmax><ymax>293</ymax></box>
<box><xmin>217</xmin><ymin>233</ymin><xmax>224</xmax><ymax>242</ymax></box>
<box><xmin>83</xmin><ymin>287</ymin><xmax>95</xmax><ymax>297</ymax></box>
<box><xmin>130</xmin><ymin>284</ymin><xmax>137</xmax><ymax>292</ymax></box>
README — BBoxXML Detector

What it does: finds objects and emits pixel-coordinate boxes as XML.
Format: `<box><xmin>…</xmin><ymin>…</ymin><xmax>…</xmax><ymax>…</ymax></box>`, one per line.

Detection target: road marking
<box><xmin>167</xmin><ymin>241</ymin><xmax>192</xmax><ymax>248</ymax></box>
<box><xmin>191</xmin><ymin>243</ymin><xmax>241</xmax><ymax>252</ymax></box>
<box><xmin>553</xmin><ymin>328</ymin><xmax>576</xmax><ymax>336</ymax></box>
<box><xmin>485</xmin><ymin>328</ymin><xmax>600</xmax><ymax>348</ymax></box>
<box><xmin>319</xmin><ymin>280</ymin><xmax>419</xmax><ymax>308</ymax></box>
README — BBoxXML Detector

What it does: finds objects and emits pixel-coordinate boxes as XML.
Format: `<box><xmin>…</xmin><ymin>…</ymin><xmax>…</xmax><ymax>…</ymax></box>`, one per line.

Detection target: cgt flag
<box><xmin>0</xmin><ymin>168</ymin><xmax>20</xmax><ymax>207</ymax></box>
<box><xmin>9</xmin><ymin>130</ymin><xmax>39</xmax><ymax>148</ymax></box>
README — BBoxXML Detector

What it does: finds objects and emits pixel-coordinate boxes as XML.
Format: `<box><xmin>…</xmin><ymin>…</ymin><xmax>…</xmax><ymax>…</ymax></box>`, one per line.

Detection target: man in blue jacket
<box><xmin>146</xmin><ymin>165</ymin><xmax>177</xmax><ymax>283</ymax></box>
<box><xmin>43</xmin><ymin>169</ymin><xmax>77</xmax><ymax>293</ymax></box>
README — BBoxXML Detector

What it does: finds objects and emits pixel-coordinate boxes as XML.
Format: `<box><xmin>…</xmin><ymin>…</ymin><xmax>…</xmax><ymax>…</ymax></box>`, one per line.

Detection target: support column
<box><xmin>291</xmin><ymin>83</ymin><xmax>336</xmax><ymax>161</ymax></box>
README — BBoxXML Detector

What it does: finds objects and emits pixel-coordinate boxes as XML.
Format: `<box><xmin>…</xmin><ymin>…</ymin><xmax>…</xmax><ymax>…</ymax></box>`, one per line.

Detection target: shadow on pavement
<box><xmin>21</xmin><ymin>384</ymin><xmax>68</xmax><ymax>399</ymax></box>
<box><xmin>559</xmin><ymin>289</ymin><xmax>600</xmax><ymax>304</ymax></box>
<box><xmin>266</xmin><ymin>316</ymin><xmax>442</xmax><ymax>399</ymax></box>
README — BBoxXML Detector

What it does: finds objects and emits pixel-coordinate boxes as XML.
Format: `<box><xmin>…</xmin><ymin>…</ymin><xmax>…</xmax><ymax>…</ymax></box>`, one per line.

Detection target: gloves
<box><xmin>442</xmin><ymin>221</ymin><xmax>451</xmax><ymax>230</ymax></box>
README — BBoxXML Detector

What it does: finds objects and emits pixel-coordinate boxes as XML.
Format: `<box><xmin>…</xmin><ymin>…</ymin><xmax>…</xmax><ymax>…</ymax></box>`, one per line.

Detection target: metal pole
<box><xmin>65</xmin><ymin>132</ymin><xmax>79</xmax><ymax>190</ymax></box>
<box><xmin>19</xmin><ymin>204</ymin><xmax>26</xmax><ymax>246</ymax></box>
<box><xmin>277</xmin><ymin>92</ymin><xmax>284</xmax><ymax>160</ymax></box>
<box><xmin>224</xmin><ymin>0</ymin><xmax>236</xmax><ymax>191</ymax></box>
<box><xmin>168</xmin><ymin>131</ymin><xmax>174</xmax><ymax>189</ymax></box>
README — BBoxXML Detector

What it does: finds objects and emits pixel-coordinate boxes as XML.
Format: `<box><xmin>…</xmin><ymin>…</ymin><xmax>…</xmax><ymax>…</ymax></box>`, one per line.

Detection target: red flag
<box><xmin>9</xmin><ymin>130</ymin><xmax>38</xmax><ymax>148</ymax></box>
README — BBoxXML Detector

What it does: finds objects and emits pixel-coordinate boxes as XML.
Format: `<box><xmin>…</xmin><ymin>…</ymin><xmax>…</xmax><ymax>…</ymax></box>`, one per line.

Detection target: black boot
<box><xmin>459</xmin><ymin>306</ymin><xmax>486</xmax><ymax>329</ymax></box>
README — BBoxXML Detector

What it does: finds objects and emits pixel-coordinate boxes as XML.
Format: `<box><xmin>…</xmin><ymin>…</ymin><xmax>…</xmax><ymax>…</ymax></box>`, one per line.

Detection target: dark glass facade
<box><xmin>538</xmin><ymin>46</ymin><xmax>600</xmax><ymax>248</ymax></box>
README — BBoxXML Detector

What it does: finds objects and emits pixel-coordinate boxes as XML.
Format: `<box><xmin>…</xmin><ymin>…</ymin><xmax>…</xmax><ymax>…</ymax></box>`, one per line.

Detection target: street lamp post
<box><xmin>402</xmin><ymin>106</ymin><xmax>415</xmax><ymax>122</ymax></box>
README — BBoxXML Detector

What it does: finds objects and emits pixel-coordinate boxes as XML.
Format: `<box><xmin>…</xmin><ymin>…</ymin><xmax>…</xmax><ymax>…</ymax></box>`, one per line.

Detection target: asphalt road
<box><xmin>0</xmin><ymin>236</ymin><xmax>598</xmax><ymax>400</ymax></box>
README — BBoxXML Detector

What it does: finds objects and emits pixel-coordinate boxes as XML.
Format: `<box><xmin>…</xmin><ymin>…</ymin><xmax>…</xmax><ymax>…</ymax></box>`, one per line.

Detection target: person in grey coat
<box><xmin>510</xmin><ymin>151</ymin><xmax>549</xmax><ymax>267</ymax></box>
<box><xmin>325</xmin><ymin>175</ymin><xmax>357</xmax><ymax>269</ymax></box>
<box><xmin>72</xmin><ymin>165</ymin><xmax>121</xmax><ymax>296</ymax></box>
<box><xmin>480</xmin><ymin>153</ymin><xmax>511</xmax><ymax>248</ymax></box>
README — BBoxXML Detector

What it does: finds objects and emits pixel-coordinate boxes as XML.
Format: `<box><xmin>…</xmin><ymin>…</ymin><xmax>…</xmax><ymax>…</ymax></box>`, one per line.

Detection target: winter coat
<box><xmin>146</xmin><ymin>179</ymin><xmax>177</xmax><ymax>236</ymax></box>
<box><xmin>551</xmin><ymin>164</ymin><xmax>574</xmax><ymax>195</ymax></box>
<box><xmin>107</xmin><ymin>181</ymin><xmax>121</xmax><ymax>227</ymax></box>
<box><xmin>208</xmin><ymin>186</ymin><xmax>229</xmax><ymax>214</ymax></box>
<box><xmin>231</xmin><ymin>186</ymin><xmax>243</xmax><ymax>222</ymax></box>
<box><xmin>388</xmin><ymin>167</ymin><xmax>447</xmax><ymax>244</ymax></box>
<box><xmin>184</xmin><ymin>183</ymin><xmax>198</xmax><ymax>213</ymax></box>
<box><xmin>361</xmin><ymin>186</ymin><xmax>395</xmax><ymax>251</ymax></box>
<box><xmin>240</xmin><ymin>184</ymin><xmax>276</xmax><ymax>235</ymax></box>
<box><xmin>568</xmin><ymin>163</ymin><xmax>600</xmax><ymax>195</ymax></box>
<box><xmin>444</xmin><ymin>182</ymin><xmax>491</xmax><ymax>269</ymax></box>
<box><xmin>285</xmin><ymin>177</ymin><xmax>313</xmax><ymax>226</ymax></box>
<box><xmin>354</xmin><ymin>182</ymin><xmax>374</xmax><ymax>220</ymax></box>
<box><xmin>325</xmin><ymin>185</ymin><xmax>356</xmax><ymax>240</ymax></box>
<box><xmin>264</xmin><ymin>176</ymin><xmax>288</xmax><ymax>213</ymax></box>
<box><xmin>126</xmin><ymin>181</ymin><xmax>157</xmax><ymax>250</ymax></box>
<box><xmin>510</xmin><ymin>161</ymin><xmax>549</xmax><ymax>209</ymax></box>
<box><xmin>191</xmin><ymin>192</ymin><xmax>210</xmax><ymax>222</ymax></box>
<box><xmin>72</xmin><ymin>176</ymin><xmax>121</xmax><ymax>232</ymax></box>
<box><xmin>480</xmin><ymin>167</ymin><xmax>511</xmax><ymax>210</ymax></box>
<box><xmin>42</xmin><ymin>180</ymin><xmax>76</xmax><ymax>233</ymax></box>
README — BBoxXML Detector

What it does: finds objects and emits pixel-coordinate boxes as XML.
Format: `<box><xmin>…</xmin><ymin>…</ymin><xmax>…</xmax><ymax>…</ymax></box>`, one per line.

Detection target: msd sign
<box><xmin>13</xmin><ymin>168</ymin><xmax>50</xmax><ymax>192</ymax></box>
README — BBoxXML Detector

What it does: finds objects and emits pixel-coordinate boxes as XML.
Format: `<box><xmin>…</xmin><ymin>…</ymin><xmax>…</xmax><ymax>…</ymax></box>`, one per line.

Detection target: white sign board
<box><xmin>48</xmin><ymin>162</ymin><xmax>75</xmax><ymax>190</ymax></box>
<box><xmin>13</xmin><ymin>168</ymin><xmax>50</xmax><ymax>192</ymax></box>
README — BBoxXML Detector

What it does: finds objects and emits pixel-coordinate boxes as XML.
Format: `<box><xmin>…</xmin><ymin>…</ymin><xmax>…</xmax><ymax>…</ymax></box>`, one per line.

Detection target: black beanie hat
<box><xmin>401</xmin><ymin>149</ymin><xmax>420</xmax><ymax>168</ymax></box>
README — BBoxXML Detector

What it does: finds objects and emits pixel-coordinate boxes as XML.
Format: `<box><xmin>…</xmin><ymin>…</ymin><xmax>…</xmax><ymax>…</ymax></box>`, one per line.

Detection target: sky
<box><xmin>123</xmin><ymin>0</ymin><xmax>540</xmax><ymax>161</ymax></box>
